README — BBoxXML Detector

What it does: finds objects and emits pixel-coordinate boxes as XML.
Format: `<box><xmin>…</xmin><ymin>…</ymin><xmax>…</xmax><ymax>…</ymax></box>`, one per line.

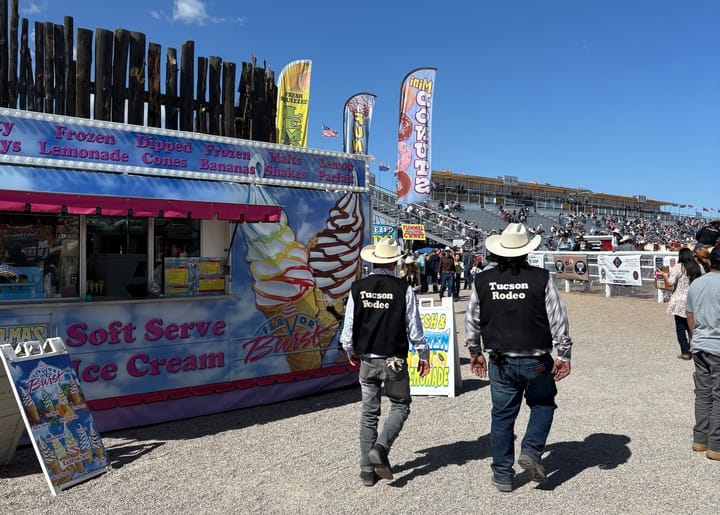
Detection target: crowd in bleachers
<box><xmin>498</xmin><ymin>205</ymin><xmax>531</xmax><ymax>224</ymax></box>
<box><xmin>402</xmin><ymin>195</ymin><xmax>718</xmax><ymax>253</ymax></box>
<box><xmin>542</xmin><ymin>212</ymin><xmax>711</xmax><ymax>251</ymax></box>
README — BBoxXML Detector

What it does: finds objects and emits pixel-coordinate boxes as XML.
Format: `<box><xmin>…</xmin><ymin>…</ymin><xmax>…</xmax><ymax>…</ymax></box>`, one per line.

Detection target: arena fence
<box><xmin>534</xmin><ymin>251</ymin><xmax>676</xmax><ymax>303</ymax></box>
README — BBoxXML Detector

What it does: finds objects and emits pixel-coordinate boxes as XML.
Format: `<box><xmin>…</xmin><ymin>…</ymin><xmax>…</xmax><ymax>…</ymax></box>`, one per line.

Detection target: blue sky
<box><xmin>27</xmin><ymin>0</ymin><xmax>720</xmax><ymax>215</ymax></box>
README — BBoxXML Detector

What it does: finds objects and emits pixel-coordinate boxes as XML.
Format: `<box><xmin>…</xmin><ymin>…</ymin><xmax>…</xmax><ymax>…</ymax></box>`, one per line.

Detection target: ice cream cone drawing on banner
<box><xmin>39</xmin><ymin>437</ymin><xmax>63</xmax><ymax>476</ymax></box>
<box><xmin>56</xmin><ymin>385</ymin><xmax>75</xmax><ymax>420</ymax></box>
<box><xmin>89</xmin><ymin>423</ymin><xmax>106</xmax><ymax>460</ymax></box>
<box><xmin>241</xmin><ymin>181</ymin><xmax>328</xmax><ymax>372</ymax></box>
<box><xmin>39</xmin><ymin>388</ymin><xmax>56</xmax><ymax>418</ymax></box>
<box><xmin>63</xmin><ymin>424</ymin><xmax>84</xmax><ymax>474</ymax></box>
<box><xmin>76</xmin><ymin>425</ymin><xmax>94</xmax><ymax>464</ymax></box>
<box><xmin>241</xmin><ymin>164</ymin><xmax>366</xmax><ymax>372</ymax></box>
<box><xmin>307</xmin><ymin>191</ymin><xmax>366</xmax><ymax>363</ymax></box>
<box><xmin>20</xmin><ymin>386</ymin><xmax>41</xmax><ymax>424</ymax></box>
<box><xmin>68</xmin><ymin>377</ymin><xmax>84</xmax><ymax>406</ymax></box>
<box><xmin>50</xmin><ymin>436</ymin><xmax>69</xmax><ymax>471</ymax></box>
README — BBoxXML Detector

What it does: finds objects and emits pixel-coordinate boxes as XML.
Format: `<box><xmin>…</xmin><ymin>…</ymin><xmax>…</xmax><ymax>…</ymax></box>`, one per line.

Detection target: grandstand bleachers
<box><xmin>369</xmin><ymin>183</ymin><xmax>707</xmax><ymax>251</ymax></box>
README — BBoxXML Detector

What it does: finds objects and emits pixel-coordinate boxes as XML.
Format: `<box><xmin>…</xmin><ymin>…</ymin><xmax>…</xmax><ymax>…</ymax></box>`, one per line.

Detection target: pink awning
<box><xmin>0</xmin><ymin>166</ymin><xmax>282</xmax><ymax>222</ymax></box>
<box><xmin>0</xmin><ymin>190</ymin><xmax>281</xmax><ymax>222</ymax></box>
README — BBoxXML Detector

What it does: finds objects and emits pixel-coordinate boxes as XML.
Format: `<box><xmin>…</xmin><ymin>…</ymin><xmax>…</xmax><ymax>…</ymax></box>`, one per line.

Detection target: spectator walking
<box><xmin>399</xmin><ymin>255</ymin><xmax>422</xmax><ymax>293</ymax></box>
<box><xmin>340</xmin><ymin>237</ymin><xmax>431</xmax><ymax>485</ymax></box>
<box><xmin>663</xmin><ymin>248</ymin><xmax>704</xmax><ymax>359</ymax></box>
<box><xmin>464</xmin><ymin>223</ymin><xmax>573</xmax><ymax>492</ymax></box>
<box><xmin>426</xmin><ymin>249</ymin><xmax>440</xmax><ymax>293</ymax></box>
<box><xmin>438</xmin><ymin>248</ymin><xmax>455</xmax><ymax>300</ymax></box>
<box><xmin>452</xmin><ymin>252</ymin><xmax>463</xmax><ymax>300</ymax></box>
<box><xmin>462</xmin><ymin>248</ymin><xmax>474</xmax><ymax>290</ymax></box>
<box><xmin>685</xmin><ymin>246</ymin><xmax>720</xmax><ymax>461</ymax></box>
<box><xmin>417</xmin><ymin>252</ymin><xmax>427</xmax><ymax>293</ymax></box>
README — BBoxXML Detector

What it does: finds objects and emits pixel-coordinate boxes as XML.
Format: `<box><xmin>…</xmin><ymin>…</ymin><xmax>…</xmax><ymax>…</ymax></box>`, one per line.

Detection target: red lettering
<box><xmin>66</xmin><ymin>323</ymin><xmax>88</xmax><ymax>347</ymax></box>
<box><xmin>165</xmin><ymin>323</ymin><xmax>179</xmax><ymax>340</ymax></box>
<box><xmin>128</xmin><ymin>353</ymin><xmax>149</xmax><ymax>377</ymax></box>
<box><xmin>212</xmin><ymin>320</ymin><xmax>225</xmax><ymax>336</ymax></box>
<box><xmin>179</xmin><ymin>321</ymin><xmax>195</xmax><ymax>338</ymax></box>
<box><xmin>144</xmin><ymin>318</ymin><xmax>225</xmax><ymax>341</ymax></box>
<box><xmin>166</xmin><ymin>356</ymin><xmax>182</xmax><ymax>373</ymax></box>
<box><xmin>242</xmin><ymin>335</ymin><xmax>275</xmax><ymax>363</ymax></box>
<box><xmin>195</xmin><ymin>321</ymin><xmax>209</xmax><ymax>337</ymax></box>
<box><xmin>145</xmin><ymin>319</ymin><xmax>164</xmax><ymax>341</ymax></box>
<box><xmin>88</xmin><ymin>328</ymin><xmax>108</xmax><ymax>345</ymax></box>
<box><xmin>72</xmin><ymin>358</ymin><xmax>117</xmax><ymax>382</ymax></box>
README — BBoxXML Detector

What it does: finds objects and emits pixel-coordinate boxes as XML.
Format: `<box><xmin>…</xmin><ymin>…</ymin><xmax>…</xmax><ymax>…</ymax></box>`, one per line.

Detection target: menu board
<box><xmin>0</xmin><ymin>338</ymin><xmax>110</xmax><ymax>495</ymax></box>
<box><xmin>164</xmin><ymin>257</ymin><xmax>225</xmax><ymax>296</ymax></box>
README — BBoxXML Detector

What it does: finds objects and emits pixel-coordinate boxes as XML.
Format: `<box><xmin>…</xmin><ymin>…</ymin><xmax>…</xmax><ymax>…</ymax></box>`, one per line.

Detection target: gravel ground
<box><xmin>1</xmin><ymin>291</ymin><xmax>716</xmax><ymax>515</ymax></box>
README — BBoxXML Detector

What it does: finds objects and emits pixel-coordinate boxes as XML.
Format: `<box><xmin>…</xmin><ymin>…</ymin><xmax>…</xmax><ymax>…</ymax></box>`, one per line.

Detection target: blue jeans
<box><xmin>358</xmin><ymin>357</ymin><xmax>411</xmax><ymax>473</ymax></box>
<box><xmin>464</xmin><ymin>269</ymin><xmax>473</xmax><ymax>289</ymax></box>
<box><xmin>674</xmin><ymin>315</ymin><xmax>691</xmax><ymax>355</ymax></box>
<box><xmin>439</xmin><ymin>272</ymin><xmax>454</xmax><ymax>298</ymax></box>
<box><xmin>488</xmin><ymin>354</ymin><xmax>557</xmax><ymax>482</ymax></box>
<box><xmin>693</xmin><ymin>351</ymin><xmax>720</xmax><ymax>452</ymax></box>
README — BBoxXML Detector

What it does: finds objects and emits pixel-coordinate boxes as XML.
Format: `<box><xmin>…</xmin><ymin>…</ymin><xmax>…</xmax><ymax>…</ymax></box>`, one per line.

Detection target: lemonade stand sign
<box><xmin>408</xmin><ymin>297</ymin><xmax>461</xmax><ymax>397</ymax></box>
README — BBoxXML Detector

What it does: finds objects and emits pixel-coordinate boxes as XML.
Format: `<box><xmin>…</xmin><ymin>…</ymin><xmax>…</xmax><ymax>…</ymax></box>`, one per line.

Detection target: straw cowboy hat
<box><xmin>404</xmin><ymin>255</ymin><xmax>416</xmax><ymax>264</ymax></box>
<box><xmin>360</xmin><ymin>237</ymin><xmax>402</xmax><ymax>264</ymax></box>
<box><xmin>620</xmin><ymin>235</ymin><xmax>634</xmax><ymax>243</ymax></box>
<box><xmin>486</xmin><ymin>223</ymin><xmax>541</xmax><ymax>258</ymax></box>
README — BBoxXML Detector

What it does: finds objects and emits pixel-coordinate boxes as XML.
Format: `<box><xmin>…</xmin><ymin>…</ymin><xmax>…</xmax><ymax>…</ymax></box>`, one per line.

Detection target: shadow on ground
<box><xmin>389</xmin><ymin>432</ymin><xmax>631</xmax><ymax>489</ymax></box>
<box><xmin>1</xmin><ymin>384</ymin><xmax>362</xmax><ymax>475</ymax></box>
<box><xmin>390</xmin><ymin>433</ymin><xmax>492</xmax><ymax>487</ymax></box>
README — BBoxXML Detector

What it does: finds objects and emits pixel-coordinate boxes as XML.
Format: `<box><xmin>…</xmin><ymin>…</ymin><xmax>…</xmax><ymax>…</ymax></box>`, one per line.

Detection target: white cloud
<box><xmin>20</xmin><ymin>1</ymin><xmax>45</xmax><ymax>16</ymax></box>
<box><xmin>172</xmin><ymin>0</ymin><xmax>244</xmax><ymax>26</ymax></box>
<box><xmin>173</xmin><ymin>0</ymin><xmax>208</xmax><ymax>23</ymax></box>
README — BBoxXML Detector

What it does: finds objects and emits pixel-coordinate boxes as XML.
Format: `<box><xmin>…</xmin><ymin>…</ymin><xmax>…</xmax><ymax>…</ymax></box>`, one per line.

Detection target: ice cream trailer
<box><xmin>0</xmin><ymin>110</ymin><xmax>370</xmax><ymax>432</ymax></box>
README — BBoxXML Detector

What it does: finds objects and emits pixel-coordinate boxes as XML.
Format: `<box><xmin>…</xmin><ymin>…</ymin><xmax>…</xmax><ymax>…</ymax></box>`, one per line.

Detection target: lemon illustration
<box><xmin>430</xmin><ymin>352</ymin><xmax>446</xmax><ymax>367</ymax></box>
<box><xmin>409</xmin><ymin>352</ymin><xmax>419</xmax><ymax>369</ymax></box>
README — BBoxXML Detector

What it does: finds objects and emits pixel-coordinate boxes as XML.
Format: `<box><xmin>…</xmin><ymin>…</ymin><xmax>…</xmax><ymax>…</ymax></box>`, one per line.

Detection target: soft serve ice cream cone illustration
<box><xmin>63</xmin><ymin>424</ymin><xmax>84</xmax><ymax>474</ymax></box>
<box><xmin>241</xmin><ymin>181</ymin><xmax>325</xmax><ymax>371</ymax></box>
<box><xmin>307</xmin><ymin>191</ymin><xmax>366</xmax><ymax>359</ymax></box>
<box><xmin>242</xmin><ymin>156</ymin><xmax>366</xmax><ymax>371</ymax></box>
<box><xmin>39</xmin><ymin>437</ymin><xmax>63</xmax><ymax>475</ymax></box>
<box><xmin>89</xmin><ymin>425</ymin><xmax>106</xmax><ymax>460</ymax></box>
<box><xmin>20</xmin><ymin>387</ymin><xmax>41</xmax><ymax>424</ymax></box>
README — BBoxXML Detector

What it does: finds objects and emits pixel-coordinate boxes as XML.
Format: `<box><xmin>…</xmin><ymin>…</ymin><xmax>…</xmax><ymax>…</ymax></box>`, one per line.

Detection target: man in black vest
<box><xmin>464</xmin><ymin>223</ymin><xmax>573</xmax><ymax>492</ymax></box>
<box><xmin>340</xmin><ymin>237</ymin><xmax>431</xmax><ymax>487</ymax></box>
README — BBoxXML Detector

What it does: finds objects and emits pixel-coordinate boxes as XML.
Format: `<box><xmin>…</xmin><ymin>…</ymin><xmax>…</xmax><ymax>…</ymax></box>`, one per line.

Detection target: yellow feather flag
<box><xmin>276</xmin><ymin>59</ymin><xmax>312</xmax><ymax>147</ymax></box>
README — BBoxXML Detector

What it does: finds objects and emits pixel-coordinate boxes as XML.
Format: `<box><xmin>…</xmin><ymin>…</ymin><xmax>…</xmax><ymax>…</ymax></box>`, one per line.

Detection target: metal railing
<box><xmin>534</xmin><ymin>251</ymin><xmax>675</xmax><ymax>303</ymax></box>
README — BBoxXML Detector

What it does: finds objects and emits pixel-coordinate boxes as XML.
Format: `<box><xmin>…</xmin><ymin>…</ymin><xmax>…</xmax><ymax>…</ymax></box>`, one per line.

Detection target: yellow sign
<box><xmin>401</xmin><ymin>224</ymin><xmax>426</xmax><ymax>240</ymax></box>
<box><xmin>408</xmin><ymin>298</ymin><xmax>460</xmax><ymax>397</ymax></box>
<box><xmin>276</xmin><ymin>60</ymin><xmax>312</xmax><ymax>147</ymax></box>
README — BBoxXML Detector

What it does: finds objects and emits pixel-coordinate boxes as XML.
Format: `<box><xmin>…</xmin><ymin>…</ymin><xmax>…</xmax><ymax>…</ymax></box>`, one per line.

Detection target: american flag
<box><xmin>378</xmin><ymin>162</ymin><xmax>390</xmax><ymax>171</ymax></box>
<box><xmin>322</xmin><ymin>125</ymin><xmax>338</xmax><ymax>137</ymax></box>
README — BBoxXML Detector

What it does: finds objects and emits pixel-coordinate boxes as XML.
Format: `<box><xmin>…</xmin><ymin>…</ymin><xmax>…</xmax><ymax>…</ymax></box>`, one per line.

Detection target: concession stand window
<box><xmin>0</xmin><ymin>167</ymin><xmax>280</xmax><ymax>302</ymax></box>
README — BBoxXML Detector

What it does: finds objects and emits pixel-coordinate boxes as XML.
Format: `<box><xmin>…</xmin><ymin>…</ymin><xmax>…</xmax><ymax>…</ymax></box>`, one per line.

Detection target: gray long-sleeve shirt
<box><xmin>340</xmin><ymin>268</ymin><xmax>429</xmax><ymax>360</ymax></box>
<box><xmin>464</xmin><ymin>269</ymin><xmax>573</xmax><ymax>361</ymax></box>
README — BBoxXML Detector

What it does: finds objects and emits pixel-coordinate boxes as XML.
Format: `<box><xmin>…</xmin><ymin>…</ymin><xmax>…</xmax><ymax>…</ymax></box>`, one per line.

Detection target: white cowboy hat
<box><xmin>620</xmin><ymin>235</ymin><xmax>633</xmax><ymax>243</ymax></box>
<box><xmin>360</xmin><ymin>237</ymin><xmax>402</xmax><ymax>264</ymax></box>
<box><xmin>486</xmin><ymin>223</ymin><xmax>541</xmax><ymax>257</ymax></box>
<box><xmin>404</xmin><ymin>256</ymin><xmax>416</xmax><ymax>264</ymax></box>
